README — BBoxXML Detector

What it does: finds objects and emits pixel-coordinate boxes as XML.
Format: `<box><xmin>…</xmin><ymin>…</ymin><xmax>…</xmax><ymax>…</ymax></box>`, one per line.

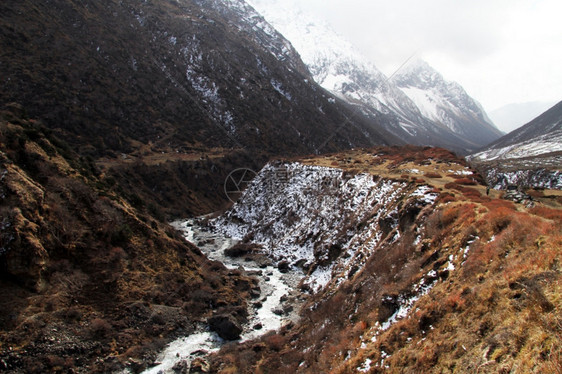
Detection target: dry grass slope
<box><xmin>208</xmin><ymin>146</ymin><xmax>562</xmax><ymax>373</ymax></box>
<box><xmin>0</xmin><ymin>107</ymin><xmax>255</xmax><ymax>373</ymax></box>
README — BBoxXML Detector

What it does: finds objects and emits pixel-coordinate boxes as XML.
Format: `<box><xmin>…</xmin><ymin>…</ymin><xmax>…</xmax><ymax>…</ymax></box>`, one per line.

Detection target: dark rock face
<box><xmin>208</xmin><ymin>315</ymin><xmax>242</xmax><ymax>341</ymax></box>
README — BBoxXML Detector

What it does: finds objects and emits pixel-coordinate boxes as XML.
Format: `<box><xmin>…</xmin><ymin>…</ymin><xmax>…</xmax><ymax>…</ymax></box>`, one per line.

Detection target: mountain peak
<box><xmin>248</xmin><ymin>0</ymin><xmax>502</xmax><ymax>153</ymax></box>
<box><xmin>394</xmin><ymin>58</ymin><xmax>448</xmax><ymax>90</ymax></box>
<box><xmin>396</xmin><ymin>58</ymin><xmax>432</xmax><ymax>75</ymax></box>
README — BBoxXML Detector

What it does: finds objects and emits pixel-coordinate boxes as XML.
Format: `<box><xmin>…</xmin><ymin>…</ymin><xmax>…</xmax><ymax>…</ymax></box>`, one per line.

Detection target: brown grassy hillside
<box><xmin>209</xmin><ymin>146</ymin><xmax>562</xmax><ymax>373</ymax></box>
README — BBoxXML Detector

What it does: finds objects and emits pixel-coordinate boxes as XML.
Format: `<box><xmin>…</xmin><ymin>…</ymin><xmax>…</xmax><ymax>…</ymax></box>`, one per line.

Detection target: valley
<box><xmin>0</xmin><ymin>0</ymin><xmax>560</xmax><ymax>372</ymax></box>
<box><xmin>139</xmin><ymin>146</ymin><xmax>561</xmax><ymax>373</ymax></box>
<box><xmin>142</xmin><ymin>218</ymin><xmax>304</xmax><ymax>373</ymax></box>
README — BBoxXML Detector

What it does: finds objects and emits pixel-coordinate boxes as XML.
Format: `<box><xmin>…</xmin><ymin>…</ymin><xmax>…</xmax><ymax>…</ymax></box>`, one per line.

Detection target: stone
<box><xmin>277</xmin><ymin>260</ymin><xmax>290</xmax><ymax>273</ymax></box>
<box><xmin>208</xmin><ymin>315</ymin><xmax>242</xmax><ymax>340</ymax></box>
<box><xmin>189</xmin><ymin>357</ymin><xmax>210</xmax><ymax>373</ymax></box>
<box><xmin>172</xmin><ymin>360</ymin><xmax>189</xmax><ymax>374</ymax></box>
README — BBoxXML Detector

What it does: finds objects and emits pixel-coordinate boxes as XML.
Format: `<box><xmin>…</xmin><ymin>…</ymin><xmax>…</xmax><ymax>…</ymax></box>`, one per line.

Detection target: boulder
<box><xmin>171</xmin><ymin>360</ymin><xmax>189</xmax><ymax>374</ymax></box>
<box><xmin>208</xmin><ymin>315</ymin><xmax>242</xmax><ymax>340</ymax></box>
<box><xmin>277</xmin><ymin>260</ymin><xmax>290</xmax><ymax>273</ymax></box>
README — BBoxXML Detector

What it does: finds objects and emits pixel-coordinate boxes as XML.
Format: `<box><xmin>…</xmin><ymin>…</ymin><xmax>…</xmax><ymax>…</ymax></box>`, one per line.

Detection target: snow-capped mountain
<box><xmin>247</xmin><ymin>0</ymin><xmax>502</xmax><ymax>154</ymax></box>
<box><xmin>393</xmin><ymin>59</ymin><xmax>504</xmax><ymax>147</ymax></box>
<box><xmin>1</xmin><ymin>0</ymin><xmax>407</xmax><ymax>160</ymax></box>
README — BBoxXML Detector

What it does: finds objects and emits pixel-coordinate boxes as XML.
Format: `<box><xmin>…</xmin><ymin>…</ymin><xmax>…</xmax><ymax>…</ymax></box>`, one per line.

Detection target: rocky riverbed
<box><xmin>140</xmin><ymin>218</ymin><xmax>306</xmax><ymax>373</ymax></box>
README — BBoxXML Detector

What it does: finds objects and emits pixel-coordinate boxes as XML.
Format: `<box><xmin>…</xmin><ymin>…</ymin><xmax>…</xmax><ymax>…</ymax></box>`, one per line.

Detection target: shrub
<box><xmin>529</xmin><ymin>206</ymin><xmax>562</xmax><ymax>222</ymax></box>
<box><xmin>454</xmin><ymin>178</ymin><xmax>477</xmax><ymax>186</ymax></box>
<box><xmin>424</xmin><ymin>172</ymin><xmax>442</xmax><ymax>179</ymax></box>
<box><xmin>264</xmin><ymin>333</ymin><xmax>286</xmax><ymax>352</ymax></box>
<box><xmin>437</xmin><ymin>192</ymin><xmax>456</xmax><ymax>204</ymax></box>
<box><xmin>110</xmin><ymin>224</ymin><xmax>133</xmax><ymax>246</ymax></box>
<box><xmin>483</xmin><ymin>199</ymin><xmax>515</xmax><ymax>211</ymax></box>
<box><xmin>483</xmin><ymin>206</ymin><xmax>515</xmax><ymax>235</ymax></box>
<box><xmin>89</xmin><ymin>318</ymin><xmax>112</xmax><ymax>339</ymax></box>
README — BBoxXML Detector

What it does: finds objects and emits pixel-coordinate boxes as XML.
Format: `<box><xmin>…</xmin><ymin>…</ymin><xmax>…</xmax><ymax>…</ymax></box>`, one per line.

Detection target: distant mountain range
<box><xmin>489</xmin><ymin>101</ymin><xmax>557</xmax><ymax>133</ymax></box>
<box><xmin>247</xmin><ymin>0</ymin><xmax>503</xmax><ymax>154</ymax></box>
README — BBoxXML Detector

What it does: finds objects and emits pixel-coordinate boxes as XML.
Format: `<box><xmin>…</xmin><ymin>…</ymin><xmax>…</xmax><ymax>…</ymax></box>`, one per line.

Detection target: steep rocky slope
<box><xmin>204</xmin><ymin>147</ymin><xmax>562</xmax><ymax>373</ymax></box>
<box><xmin>213</xmin><ymin>161</ymin><xmax>439</xmax><ymax>293</ymax></box>
<box><xmin>393</xmin><ymin>60</ymin><xmax>503</xmax><ymax>148</ymax></box>
<box><xmin>0</xmin><ymin>107</ymin><xmax>256</xmax><ymax>373</ymax></box>
<box><xmin>1</xmin><ymin>0</ymin><xmax>403</xmax><ymax>219</ymax></box>
<box><xmin>0</xmin><ymin>0</ymin><xmax>397</xmax><ymax>157</ymax></box>
<box><xmin>469</xmin><ymin>101</ymin><xmax>562</xmax><ymax>189</ymax></box>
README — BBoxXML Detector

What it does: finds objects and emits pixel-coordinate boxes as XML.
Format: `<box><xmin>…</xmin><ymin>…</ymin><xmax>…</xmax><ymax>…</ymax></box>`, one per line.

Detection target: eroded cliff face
<box><xmin>213</xmin><ymin>161</ymin><xmax>438</xmax><ymax>292</ymax></box>
<box><xmin>207</xmin><ymin>148</ymin><xmax>562</xmax><ymax>374</ymax></box>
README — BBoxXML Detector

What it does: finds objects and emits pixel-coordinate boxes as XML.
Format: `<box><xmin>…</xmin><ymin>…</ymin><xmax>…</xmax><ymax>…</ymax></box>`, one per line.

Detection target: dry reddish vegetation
<box><xmin>209</xmin><ymin>149</ymin><xmax>562</xmax><ymax>374</ymax></box>
<box><xmin>0</xmin><ymin>109</ymin><xmax>254</xmax><ymax>373</ymax></box>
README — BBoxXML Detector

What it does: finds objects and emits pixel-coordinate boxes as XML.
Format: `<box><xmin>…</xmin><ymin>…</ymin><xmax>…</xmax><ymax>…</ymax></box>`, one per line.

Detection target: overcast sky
<box><xmin>281</xmin><ymin>0</ymin><xmax>561</xmax><ymax>113</ymax></box>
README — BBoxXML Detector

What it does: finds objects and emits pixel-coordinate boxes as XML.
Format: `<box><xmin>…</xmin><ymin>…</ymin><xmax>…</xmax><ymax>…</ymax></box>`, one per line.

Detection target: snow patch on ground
<box><xmin>357</xmin><ymin>358</ymin><xmax>372</xmax><ymax>373</ymax></box>
<box><xmin>214</xmin><ymin>162</ymin><xmax>439</xmax><ymax>293</ymax></box>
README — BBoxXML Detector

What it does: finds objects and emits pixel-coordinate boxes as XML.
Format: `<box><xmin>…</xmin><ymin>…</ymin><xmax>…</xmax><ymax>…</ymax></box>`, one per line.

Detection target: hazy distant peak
<box><xmin>489</xmin><ymin>101</ymin><xmax>558</xmax><ymax>133</ymax></box>
<box><xmin>245</xmin><ymin>0</ymin><xmax>502</xmax><ymax>153</ymax></box>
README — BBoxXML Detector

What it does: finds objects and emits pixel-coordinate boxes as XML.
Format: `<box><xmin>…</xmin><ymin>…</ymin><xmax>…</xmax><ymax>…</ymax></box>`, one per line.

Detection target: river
<box><xmin>141</xmin><ymin>218</ymin><xmax>304</xmax><ymax>373</ymax></box>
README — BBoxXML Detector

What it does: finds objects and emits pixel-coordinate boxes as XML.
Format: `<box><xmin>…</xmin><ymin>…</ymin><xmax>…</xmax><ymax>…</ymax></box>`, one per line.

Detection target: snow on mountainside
<box><xmin>470</xmin><ymin>131</ymin><xmax>562</xmax><ymax>162</ymax></box>
<box><xmin>470</xmin><ymin>101</ymin><xmax>562</xmax><ymax>161</ymax></box>
<box><xmin>213</xmin><ymin>161</ymin><xmax>438</xmax><ymax>292</ymax></box>
<box><xmin>246</xmin><ymin>0</ymin><xmax>502</xmax><ymax>154</ymax></box>
<box><xmin>394</xmin><ymin>59</ymin><xmax>503</xmax><ymax>146</ymax></box>
<box><xmin>469</xmin><ymin>101</ymin><xmax>562</xmax><ymax>189</ymax></box>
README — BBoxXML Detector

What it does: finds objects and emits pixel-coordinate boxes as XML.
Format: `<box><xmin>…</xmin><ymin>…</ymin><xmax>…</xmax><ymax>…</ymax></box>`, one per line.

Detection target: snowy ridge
<box><xmin>393</xmin><ymin>59</ymin><xmax>502</xmax><ymax>145</ymax></box>
<box><xmin>245</xmin><ymin>0</ymin><xmax>502</xmax><ymax>152</ymax></box>
<box><xmin>470</xmin><ymin>129</ymin><xmax>562</xmax><ymax>161</ymax></box>
<box><xmin>468</xmin><ymin>101</ymin><xmax>562</xmax><ymax>190</ymax></box>
<box><xmin>210</xmin><ymin>0</ymin><xmax>309</xmax><ymax>75</ymax></box>
<box><xmin>247</xmin><ymin>0</ymin><xmax>428</xmax><ymax>127</ymax></box>
<box><xmin>213</xmin><ymin>162</ymin><xmax>438</xmax><ymax>292</ymax></box>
